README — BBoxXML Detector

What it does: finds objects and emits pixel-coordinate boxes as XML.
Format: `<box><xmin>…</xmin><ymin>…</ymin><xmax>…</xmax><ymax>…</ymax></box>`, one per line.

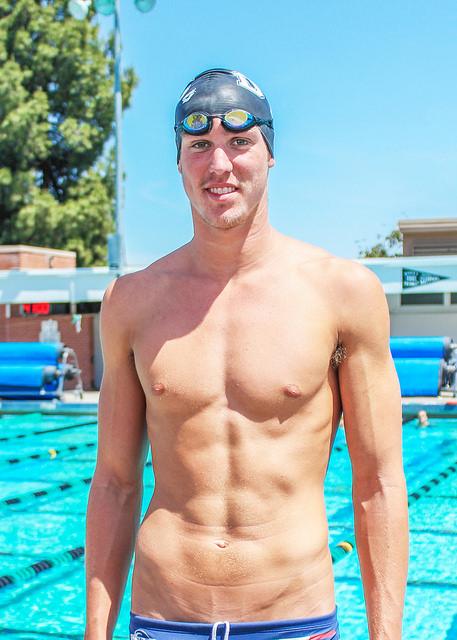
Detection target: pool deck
<box><xmin>402</xmin><ymin>395</ymin><xmax>457</xmax><ymax>404</ymax></box>
<box><xmin>63</xmin><ymin>390</ymin><xmax>100</xmax><ymax>404</ymax></box>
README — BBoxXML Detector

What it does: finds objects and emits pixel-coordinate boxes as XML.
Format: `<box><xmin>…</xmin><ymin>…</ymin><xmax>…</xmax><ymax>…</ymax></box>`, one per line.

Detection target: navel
<box><xmin>214</xmin><ymin>539</ymin><xmax>229</xmax><ymax>549</ymax></box>
<box><xmin>284</xmin><ymin>384</ymin><xmax>302</xmax><ymax>398</ymax></box>
<box><xmin>152</xmin><ymin>382</ymin><xmax>165</xmax><ymax>395</ymax></box>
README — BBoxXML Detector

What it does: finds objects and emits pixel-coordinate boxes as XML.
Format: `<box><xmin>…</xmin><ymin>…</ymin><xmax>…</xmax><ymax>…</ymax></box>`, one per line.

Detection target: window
<box><xmin>401</xmin><ymin>293</ymin><xmax>444</xmax><ymax>305</ymax></box>
<box><xmin>76</xmin><ymin>302</ymin><xmax>101</xmax><ymax>314</ymax></box>
<box><xmin>20</xmin><ymin>302</ymin><xmax>70</xmax><ymax>316</ymax></box>
<box><xmin>18</xmin><ymin>302</ymin><xmax>101</xmax><ymax>316</ymax></box>
<box><xmin>51</xmin><ymin>303</ymin><xmax>70</xmax><ymax>314</ymax></box>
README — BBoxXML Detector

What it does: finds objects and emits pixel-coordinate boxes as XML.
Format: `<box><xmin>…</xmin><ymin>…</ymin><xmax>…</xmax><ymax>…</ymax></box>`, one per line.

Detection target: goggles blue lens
<box><xmin>176</xmin><ymin>109</ymin><xmax>272</xmax><ymax>135</ymax></box>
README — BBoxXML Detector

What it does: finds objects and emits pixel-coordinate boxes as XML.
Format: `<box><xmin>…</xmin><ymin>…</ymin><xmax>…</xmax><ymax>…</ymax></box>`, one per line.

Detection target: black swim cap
<box><xmin>174</xmin><ymin>68</ymin><xmax>274</xmax><ymax>162</ymax></box>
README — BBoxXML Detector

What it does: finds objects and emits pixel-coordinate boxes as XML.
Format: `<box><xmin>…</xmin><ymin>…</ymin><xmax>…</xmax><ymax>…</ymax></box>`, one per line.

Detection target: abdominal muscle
<box><xmin>130</xmin><ymin>415</ymin><xmax>337</xmax><ymax>622</ymax></box>
<box><xmin>131</xmin><ymin>503</ymin><xmax>336</xmax><ymax>622</ymax></box>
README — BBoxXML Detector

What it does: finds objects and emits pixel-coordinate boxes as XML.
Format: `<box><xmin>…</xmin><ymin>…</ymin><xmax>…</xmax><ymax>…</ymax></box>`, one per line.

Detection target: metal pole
<box><xmin>109</xmin><ymin>0</ymin><xmax>124</xmax><ymax>273</ymax></box>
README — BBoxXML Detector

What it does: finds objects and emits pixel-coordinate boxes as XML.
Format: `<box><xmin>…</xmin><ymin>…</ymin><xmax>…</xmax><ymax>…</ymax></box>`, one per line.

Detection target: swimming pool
<box><xmin>0</xmin><ymin>404</ymin><xmax>456</xmax><ymax>639</ymax></box>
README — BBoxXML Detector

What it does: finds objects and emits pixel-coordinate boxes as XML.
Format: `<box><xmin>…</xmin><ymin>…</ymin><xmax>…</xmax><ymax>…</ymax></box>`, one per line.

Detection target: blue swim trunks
<box><xmin>130</xmin><ymin>607</ymin><xmax>340</xmax><ymax>640</ymax></box>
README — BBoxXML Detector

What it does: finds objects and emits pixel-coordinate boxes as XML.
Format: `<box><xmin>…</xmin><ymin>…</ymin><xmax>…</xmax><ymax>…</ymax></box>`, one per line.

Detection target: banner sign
<box><xmin>402</xmin><ymin>268</ymin><xmax>449</xmax><ymax>290</ymax></box>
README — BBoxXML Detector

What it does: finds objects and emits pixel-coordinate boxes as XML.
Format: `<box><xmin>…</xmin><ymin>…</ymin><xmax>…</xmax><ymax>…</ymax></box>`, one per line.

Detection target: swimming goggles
<box><xmin>175</xmin><ymin>109</ymin><xmax>273</xmax><ymax>135</ymax></box>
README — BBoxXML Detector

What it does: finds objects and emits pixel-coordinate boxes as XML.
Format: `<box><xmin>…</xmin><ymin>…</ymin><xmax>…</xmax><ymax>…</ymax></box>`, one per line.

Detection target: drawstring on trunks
<box><xmin>211</xmin><ymin>621</ymin><xmax>230</xmax><ymax>640</ymax></box>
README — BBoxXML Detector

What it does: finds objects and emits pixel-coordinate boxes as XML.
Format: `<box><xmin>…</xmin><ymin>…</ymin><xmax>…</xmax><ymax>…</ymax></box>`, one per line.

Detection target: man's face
<box><xmin>178</xmin><ymin>119</ymin><xmax>275</xmax><ymax>230</ymax></box>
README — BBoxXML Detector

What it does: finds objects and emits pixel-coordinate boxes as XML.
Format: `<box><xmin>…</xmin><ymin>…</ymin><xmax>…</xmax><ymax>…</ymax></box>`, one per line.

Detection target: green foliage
<box><xmin>0</xmin><ymin>0</ymin><xmax>138</xmax><ymax>266</ymax></box>
<box><xmin>358</xmin><ymin>229</ymin><xmax>403</xmax><ymax>258</ymax></box>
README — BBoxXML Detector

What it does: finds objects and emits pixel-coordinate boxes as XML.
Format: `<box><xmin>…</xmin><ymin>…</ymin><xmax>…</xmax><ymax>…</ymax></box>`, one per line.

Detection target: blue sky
<box><xmin>97</xmin><ymin>1</ymin><xmax>457</xmax><ymax>267</ymax></box>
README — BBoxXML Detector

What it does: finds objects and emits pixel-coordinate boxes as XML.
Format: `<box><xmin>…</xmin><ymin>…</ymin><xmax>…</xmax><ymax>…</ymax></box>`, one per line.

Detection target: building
<box><xmin>362</xmin><ymin>255</ymin><xmax>457</xmax><ymax>337</ymax></box>
<box><xmin>399</xmin><ymin>218</ymin><xmax>457</xmax><ymax>257</ymax></box>
<box><xmin>0</xmin><ymin>246</ymin><xmax>102</xmax><ymax>390</ymax></box>
<box><xmin>387</xmin><ymin>218</ymin><xmax>457</xmax><ymax>336</ymax></box>
<box><xmin>0</xmin><ymin>245</ymin><xmax>77</xmax><ymax>270</ymax></box>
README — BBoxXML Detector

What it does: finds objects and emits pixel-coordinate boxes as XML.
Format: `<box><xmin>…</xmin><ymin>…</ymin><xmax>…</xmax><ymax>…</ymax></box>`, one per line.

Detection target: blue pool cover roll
<box><xmin>0</xmin><ymin>342</ymin><xmax>63</xmax><ymax>365</ymax></box>
<box><xmin>0</xmin><ymin>365</ymin><xmax>59</xmax><ymax>390</ymax></box>
<box><xmin>390</xmin><ymin>337</ymin><xmax>451</xmax><ymax>359</ymax></box>
<box><xmin>393</xmin><ymin>358</ymin><xmax>443</xmax><ymax>396</ymax></box>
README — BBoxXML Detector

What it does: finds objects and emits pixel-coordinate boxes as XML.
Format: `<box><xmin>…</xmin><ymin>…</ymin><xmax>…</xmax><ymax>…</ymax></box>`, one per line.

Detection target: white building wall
<box><xmin>387</xmin><ymin>294</ymin><xmax>457</xmax><ymax>339</ymax></box>
<box><xmin>390</xmin><ymin>312</ymin><xmax>457</xmax><ymax>339</ymax></box>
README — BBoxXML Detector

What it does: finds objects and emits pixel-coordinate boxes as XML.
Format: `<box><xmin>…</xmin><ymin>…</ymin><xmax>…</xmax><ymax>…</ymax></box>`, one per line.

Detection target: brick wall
<box><xmin>0</xmin><ymin>309</ymin><xmax>96</xmax><ymax>390</ymax></box>
<box><xmin>0</xmin><ymin>246</ymin><xmax>76</xmax><ymax>269</ymax></box>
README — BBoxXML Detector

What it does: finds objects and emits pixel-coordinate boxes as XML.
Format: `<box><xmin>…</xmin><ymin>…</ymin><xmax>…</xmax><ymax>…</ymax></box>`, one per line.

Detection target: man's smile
<box><xmin>204</xmin><ymin>184</ymin><xmax>239</xmax><ymax>198</ymax></box>
<box><xmin>208</xmin><ymin>186</ymin><xmax>237</xmax><ymax>194</ymax></box>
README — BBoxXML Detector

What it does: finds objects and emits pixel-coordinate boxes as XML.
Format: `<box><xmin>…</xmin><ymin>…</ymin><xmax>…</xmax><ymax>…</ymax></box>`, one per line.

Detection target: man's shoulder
<box><xmin>103</xmin><ymin>245</ymin><xmax>189</xmax><ymax>305</ymax></box>
<box><xmin>329</xmin><ymin>256</ymin><xmax>384</xmax><ymax>302</ymax></box>
<box><xmin>320</xmin><ymin>255</ymin><xmax>388</xmax><ymax>341</ymax></box>
<box><xmin>289</xmin><ymin>238</ymin><xmax>382</xmax><ymax>294</ymax></box>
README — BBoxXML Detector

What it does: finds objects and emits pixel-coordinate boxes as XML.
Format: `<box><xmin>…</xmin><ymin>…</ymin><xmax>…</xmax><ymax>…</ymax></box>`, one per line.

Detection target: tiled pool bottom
<box><xmin>0</xmin><ymin>411</ymin><xmax>456</xmax><ymax>639</ymax></box>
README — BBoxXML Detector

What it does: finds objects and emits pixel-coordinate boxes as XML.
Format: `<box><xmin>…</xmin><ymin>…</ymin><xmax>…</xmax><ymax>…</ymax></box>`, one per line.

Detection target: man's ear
<box><xmin>268</xmin><ymin>156</ymin><xmax>275</xmax><ymax>168</ymax></box>
<box><xmin>177</xmin><ymin>160</ymin><xmax>182</xmax><ymax>174</ymax></box>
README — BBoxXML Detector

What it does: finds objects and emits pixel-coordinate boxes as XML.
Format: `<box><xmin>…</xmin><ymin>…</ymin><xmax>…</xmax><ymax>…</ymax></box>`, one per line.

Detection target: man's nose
<box><xmin>208</xmin><ymin>146</ymin><xmax>233</xmax><ymax>174</ymax></box>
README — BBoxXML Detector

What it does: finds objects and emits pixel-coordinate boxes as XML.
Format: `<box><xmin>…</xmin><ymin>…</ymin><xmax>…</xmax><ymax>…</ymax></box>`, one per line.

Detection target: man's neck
<box><xmin>187</xmin><ymin>212</ymin><xmax>280</xmax><ymax>282</ymax></box>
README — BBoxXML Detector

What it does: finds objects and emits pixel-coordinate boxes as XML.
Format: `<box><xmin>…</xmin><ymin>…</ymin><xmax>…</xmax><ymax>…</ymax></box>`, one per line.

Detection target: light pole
<box><xmin>69</xmin><ymin>0</ymin><xmax>156</xmax><ymax>274</ymax></box>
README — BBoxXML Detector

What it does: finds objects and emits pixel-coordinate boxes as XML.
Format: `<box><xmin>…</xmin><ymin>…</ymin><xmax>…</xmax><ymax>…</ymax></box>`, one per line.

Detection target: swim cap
<box><xmin>174</xmin><ymin>68</ymin><xmax>274</xmax><ymax>162</ymax></box>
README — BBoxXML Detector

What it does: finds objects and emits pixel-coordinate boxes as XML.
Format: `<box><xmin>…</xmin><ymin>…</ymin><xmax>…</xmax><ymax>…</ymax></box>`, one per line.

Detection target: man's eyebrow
<box><xmin>183</xmin><ymin>135</ymin><xmax>209</xmax><ymax>142</ymax></box>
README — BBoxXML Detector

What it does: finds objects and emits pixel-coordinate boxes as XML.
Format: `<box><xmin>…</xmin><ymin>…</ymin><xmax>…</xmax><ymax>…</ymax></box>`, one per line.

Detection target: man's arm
<box><xmin>84</xmin><ymin>276</ymin><xmax>149</xmax><ymax>640</ymax></box>
<box><xmin>336</xmin><ymin>262</ymin><xmax>409</xmax><ymax>640</ymax></box>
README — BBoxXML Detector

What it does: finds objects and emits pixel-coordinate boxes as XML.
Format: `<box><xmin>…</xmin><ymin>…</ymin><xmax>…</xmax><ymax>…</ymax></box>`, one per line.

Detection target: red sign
<box><xmin>22</xmin><ymin>303</ymin><xmax>50</xmax><ymax>315</ymax></box>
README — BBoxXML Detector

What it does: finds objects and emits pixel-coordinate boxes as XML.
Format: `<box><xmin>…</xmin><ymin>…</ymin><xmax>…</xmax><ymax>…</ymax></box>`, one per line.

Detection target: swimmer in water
<box><xmin>84</xmin><ymin>69</ymin><xmax>409</xmax><ymax>640</ymax></box>
<box><xmin>417</xmin><ymin>409</ymin><xmax>430</xmax><ymax>428</ymax></box>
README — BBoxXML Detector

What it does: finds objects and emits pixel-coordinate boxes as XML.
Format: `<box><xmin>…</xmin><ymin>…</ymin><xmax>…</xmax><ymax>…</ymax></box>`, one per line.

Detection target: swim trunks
<box><xmin>130</xmin><ymin>607</ymin><xmax>340</xmax><ymax>640</ymax></box>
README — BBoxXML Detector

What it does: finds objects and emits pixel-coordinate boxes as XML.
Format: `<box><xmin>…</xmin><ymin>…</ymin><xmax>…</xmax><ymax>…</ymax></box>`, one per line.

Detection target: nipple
<box><xmin>214</xmin><ymin>539</ymin><xmax>229</xmax><ymax>549</ymax></box>
<box><xmin>284</xmin><ymin>384</ymin><xmax>302</xmax><ymax>398</ymax></box>
<box><xmin>152</xmin><ymin>382</ymin><xmax>165</xmax><ymax>395</ymax></box>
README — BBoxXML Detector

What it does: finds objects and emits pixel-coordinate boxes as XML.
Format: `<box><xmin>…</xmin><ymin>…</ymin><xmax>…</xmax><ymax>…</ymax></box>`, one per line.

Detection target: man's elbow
<box><xmin>91</xmin><ymin>464</ymin><xmax>144</xmax><ymax>495</ymax></box>
<box><xmin>352</xmin><ymin>468</ymin><xmax>408</xmax><ymax>501</ymax></box>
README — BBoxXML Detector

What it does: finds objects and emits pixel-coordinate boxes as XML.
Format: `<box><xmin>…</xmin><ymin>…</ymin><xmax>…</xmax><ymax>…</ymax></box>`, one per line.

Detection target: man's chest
<box><xmin>131</xmin><ymin>278</ymin><xmax>338</xmax><ymax>419</ymax></box>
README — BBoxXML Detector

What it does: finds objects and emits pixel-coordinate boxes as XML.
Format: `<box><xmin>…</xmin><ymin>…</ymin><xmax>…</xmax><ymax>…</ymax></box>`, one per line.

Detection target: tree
<box><xmin>0</xmin><ymin>0</ymin><xmax>137</xmax><ymax>266</ymax></box>
<box><xmin>357</xmin><ymin>229</ymin><xmax>403</xmax><ymax>258</ymax></box>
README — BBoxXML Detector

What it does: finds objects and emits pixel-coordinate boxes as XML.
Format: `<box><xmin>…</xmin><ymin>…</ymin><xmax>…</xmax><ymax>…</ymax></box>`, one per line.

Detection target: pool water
<box><xmin>0</xmin><ymin>410</ymin><xmax>456</xmax><ymax>639</ymax></box>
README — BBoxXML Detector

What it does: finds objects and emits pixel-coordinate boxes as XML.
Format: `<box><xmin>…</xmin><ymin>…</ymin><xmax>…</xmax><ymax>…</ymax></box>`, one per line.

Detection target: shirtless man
<box><xmin>84</xmin><ymin>69</ymin><xmax>409</xmax><ymax>640</ymax></box>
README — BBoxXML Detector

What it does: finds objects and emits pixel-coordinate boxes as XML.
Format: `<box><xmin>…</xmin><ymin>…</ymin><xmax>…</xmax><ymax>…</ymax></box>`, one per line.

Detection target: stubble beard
<box><xmin>198</xmin><ymin>204</ymin><xmax>249</xmax><ymax>230</ymax></box>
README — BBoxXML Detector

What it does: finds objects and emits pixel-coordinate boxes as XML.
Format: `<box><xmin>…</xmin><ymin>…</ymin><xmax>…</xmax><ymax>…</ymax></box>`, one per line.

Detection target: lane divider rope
<box><xmin>0</xmin><ymin>419</ymin><xmax>97</xmax><ymax>443</ymax></box>
<box><xmin>330</xmin><ymin>457</ymin><xmax>457</xmax><ymax>564</ymax></box>
<box><xmin>0</xmin><ymin>441</ymin><xmax>96</xmax><ymax>467</ymax></box>
<box><xmin>0</xmin><ymin>463</ymin><xmax>155</xmax><ymax>588</ymax></box>
<box><xmin>329</xmin><ymin>438</ymin><xmax>456</xmax><ymax>525</ymax></box>
<box><xmin>407</xmin><ymin>460</ymin><xmax>457</xmax><ymax>505</ymax></box>
<box><xmin>0</xmin><ymin>478</ymin><xmax>93</xmax><ymax>511</ymax></box>
<box><xmin>0</xmin><ymin>546</ymin><xmax>84</xmax><ymax>588</ymax></box>
<box><xmin>0</xmin><ymin>462</ymin><xmax>153</xmax><ymax>511</ymax></box>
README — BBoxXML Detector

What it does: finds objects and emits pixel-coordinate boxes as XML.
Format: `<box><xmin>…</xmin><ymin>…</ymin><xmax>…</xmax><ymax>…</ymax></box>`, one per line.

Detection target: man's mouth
<box><xmin>206</xmin><ymin>186</ymin><xmax>237</xmax><ymax>195</ymax></box>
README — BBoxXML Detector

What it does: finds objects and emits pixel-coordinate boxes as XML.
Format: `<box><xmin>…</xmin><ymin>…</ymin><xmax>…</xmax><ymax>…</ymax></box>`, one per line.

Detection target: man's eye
<box><xmin>191</xmin><ymin>141</ymin><xmax>209</xmax><ymax>149</ymax></box>
<box><xmin>232</xmin><ymin>138</ymin><xmax>249</xmax><ymax>146</ymax></box>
